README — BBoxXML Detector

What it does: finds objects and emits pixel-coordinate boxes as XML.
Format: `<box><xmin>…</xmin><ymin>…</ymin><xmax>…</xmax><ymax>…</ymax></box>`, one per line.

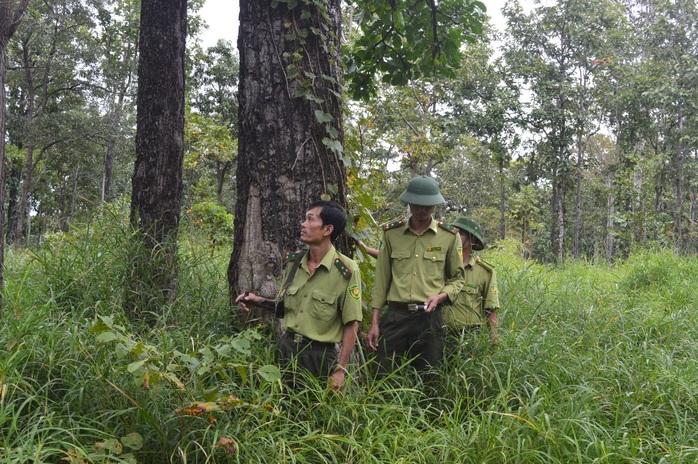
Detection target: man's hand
<box><xmin>424</xmin><ymin>292</ymin><xmax>448</xmax><ymax>313</ymax></box>
<box><xmin>235</xmin><ymin>292</ymin><xmax>263</xmax><ymax>312</ymax></box>
<box><xmin>328</xmin><ymin>366</ymin><xmax>348</xmax><ymax>390</ymax></box>
<box><xmin>367</xmin><ymin>323</ymin><xmax>380</xmax><ymax>351</ymax></box>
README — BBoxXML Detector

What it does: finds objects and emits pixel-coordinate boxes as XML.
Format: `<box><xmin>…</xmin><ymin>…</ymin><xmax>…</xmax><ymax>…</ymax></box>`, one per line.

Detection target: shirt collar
<box><xmin>301</xmin><ymin>245</ymin><xmax>336</xmax><ymax>271</ymax></box>
<box><xmin>465</xmin><ymin>255</ymin><xmax>477</xmax><ymax>268</ymax></box>
<box><xmin>404</xmin><ymin>217</ymin><xmax>438</xmax><ymax>234</ymax></box>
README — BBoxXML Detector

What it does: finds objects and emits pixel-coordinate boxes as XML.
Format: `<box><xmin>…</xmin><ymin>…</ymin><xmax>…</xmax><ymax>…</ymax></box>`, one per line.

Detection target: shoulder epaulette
<box><xmin>283</xmin><ymin>251</ymin><xmax>303</xmax><ymax>263</ymax></box>
<box><xmin>438</xmin><ymin>222</ymin><xmax>457</xmax><ymax>235</ymax></box>
<box><xmin>333</xmin><ymin>257</ymin><xmax>352</xmax><ymax>280</ymax></box>
<box><xmin>476</xmin><ymin>256</ymin><xmax>495</xmax><ymax>272</ymax></box>
<box><xmin>382</xmin><ymin>218</ymin><xmax>406</xmax><ymax>232</ymax></box>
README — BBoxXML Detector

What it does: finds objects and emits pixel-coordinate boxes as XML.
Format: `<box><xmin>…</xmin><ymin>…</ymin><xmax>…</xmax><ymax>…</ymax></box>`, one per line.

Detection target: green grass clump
<box><xmin>2</xmin><ymin>215</ymin><xmax>698</xmax><ymax>463</ymax></box>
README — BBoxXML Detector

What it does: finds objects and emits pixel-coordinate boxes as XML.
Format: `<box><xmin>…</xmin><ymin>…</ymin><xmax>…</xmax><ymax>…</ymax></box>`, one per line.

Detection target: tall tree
<box><xmin>91</xmin><ymin>0</ymin><xmax>139</xmax><ymax>204</ymax></box>
<box><xmin>229</xmin><ymin>0</ymin><xmax>347</xmax><ymax>302</ymax></box>
<box><xmin>128</xmin><ymin>0</ymin><xmax>187</xmax><ymax>318</ymax></box>
<box><xmin>5</xmin><ymin>0</ymin><xmax>94</xmax><ymax>244</ymax></box>
<box><xmin>0</xmin><ymin>0</ymin><xmax>30</xmax><ymax>305</ymax></box>
<box><xmin>229</xmin><ymin>0</ymin><xmax>486</xmax><ymax>303</ymax></box>
<box><xmin>502</xmin><ymin>0</ymin><xmax>626</xmax><ymax>261</ymax></box>
<box><xmin>187</xmin><ymin>39</ymin><xmax>239</xmax><ymax>208</ymax></box>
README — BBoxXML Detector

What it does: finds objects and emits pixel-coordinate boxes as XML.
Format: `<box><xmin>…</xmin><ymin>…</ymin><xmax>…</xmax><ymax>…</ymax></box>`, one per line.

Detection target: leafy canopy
<box><xmin>345</xmin><ymin>0</ymin><xmax>487</xmax><ymax>100</ymax></box>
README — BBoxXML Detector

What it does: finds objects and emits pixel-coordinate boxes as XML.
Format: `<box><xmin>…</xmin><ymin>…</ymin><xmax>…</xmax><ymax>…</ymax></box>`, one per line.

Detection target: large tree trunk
<box><xmin>229</xmin><ymin>0</ymin><xmax>347</xmax><ymax>306</ymax></box>
<box><xmin>128</xmin><ymin>0</ymin><xmax>187</xmax><ymax>319</ymax></box>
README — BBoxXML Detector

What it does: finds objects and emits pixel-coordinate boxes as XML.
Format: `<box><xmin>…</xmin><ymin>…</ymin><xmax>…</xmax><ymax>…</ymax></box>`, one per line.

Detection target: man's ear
<box><xmin>323</xmin><ymin>224</ymin><xmax>334</xmax><ymax>238</ymax></box>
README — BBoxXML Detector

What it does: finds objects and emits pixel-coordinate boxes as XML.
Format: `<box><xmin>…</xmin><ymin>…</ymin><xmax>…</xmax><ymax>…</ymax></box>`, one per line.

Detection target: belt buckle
<box><xmin>293</xmin><ymin>333</ymin><xmax>304</xmax><ymax>344</ymax></box>
<box><xmin>407</xmin><ymin>304</ymin><xmax>418</xmax><ymax>312</ymax></box>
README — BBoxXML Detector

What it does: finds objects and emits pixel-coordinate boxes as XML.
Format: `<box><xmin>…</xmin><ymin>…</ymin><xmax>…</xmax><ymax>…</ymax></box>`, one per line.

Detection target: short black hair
<box><xmin>308</xmin><ymin>200</ymin><xmax>346</xmax><ymax>241</ymax></box>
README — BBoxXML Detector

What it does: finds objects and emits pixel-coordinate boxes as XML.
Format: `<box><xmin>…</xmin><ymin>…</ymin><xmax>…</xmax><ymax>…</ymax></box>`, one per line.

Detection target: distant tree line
<box><xmin>1</xmin><ymin>0</ymin><xmax>695</xmax><ymax>266</ymax></box>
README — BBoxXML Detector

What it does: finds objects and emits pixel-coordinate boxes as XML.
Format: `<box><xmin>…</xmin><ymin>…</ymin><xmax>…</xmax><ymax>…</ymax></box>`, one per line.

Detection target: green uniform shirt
<box><xmin>371</xmin><ymin>217</ymin><xmax>465</xmax><ymax>309</ymax></box>
<box><xmin>282</xmin><ymin>246</ymin><xmax>363</xmax><ymax>343</ymax></box>
<box><xmin>443</xmin><ymin>255</ymin><xmax>500</xmax><ymax>328</ymax></box>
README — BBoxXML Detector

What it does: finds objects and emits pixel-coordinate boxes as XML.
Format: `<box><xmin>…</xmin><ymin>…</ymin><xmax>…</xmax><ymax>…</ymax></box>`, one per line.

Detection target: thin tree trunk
<box><xmin>0</xmin><ymin>0</ymin><xmax>31</xmax><ymax>307</ymax></box>
<box><xmin>573</xmin><ymin>133</ymin><xmax>583</xmax><ymax>258</ymax></box>
<box><xmin>673</xmin><ymin>103</ymin><xmax>684</xmax><ymax>250</ymax></box>
<box><xmin>557</xmin><ymin>181</ymin><xmax>565</xmax><ymax>262</ymax></box>
<box><xmin>14</xmin><ymin>144</ymin><xmax>34</xmax><ymax>242</ymax></box>
<box><xmin>606</xmin><ymin>177</ymin><xmax>614</xmax><ymax>260</ymax></box>
<box><xmin>102</xmin><ymin>142</ymin><xmax>114</xmax><ymax>203</ymax></box>
<box><xmin>499</xmin><ymin>158</ymin><xmax>505</xmax><ymax>240</ymax></box>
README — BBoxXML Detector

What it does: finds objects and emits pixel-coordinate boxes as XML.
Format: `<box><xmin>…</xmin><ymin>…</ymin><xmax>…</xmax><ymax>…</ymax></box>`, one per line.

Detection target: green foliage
<box><xmin>184</xmin><ymin>201</ymin><xmax>235</xmax><ymax>250</ymax></box>
<box><xmin>345</xmin><ymin>0</ymin><xmax>487</xmax><ymax>100</ymax></box>
<box><xmin>4</xmin><ymin>218</ymin><xmax>698</xmax><ymax>462</ymax></box>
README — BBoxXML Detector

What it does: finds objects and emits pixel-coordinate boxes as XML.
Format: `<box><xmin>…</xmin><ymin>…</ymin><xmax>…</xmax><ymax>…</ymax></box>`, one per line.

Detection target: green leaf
<box><xmin>287</xmin><ymin>64</ymin><xmax>299</xmax><ymax>79</ymax></box>
<box><xmin>322</xmin><ymin>137</ymin><xmax>343</xmax><ymax>154</ymax></box>
<box><xmin>258</xmin><ymin>364</ymin><xmax>282</xmax><ymax>382</ymax></box>
<box><xmin>215</xmin><ymin>344</ymin><xmax>232</xmax><ymax>357</ymax></box>
<box><xmin>127</xmin><ymin>359</ymin><xmax>147</xmax><ymax>373</ymax></box>
<box><xmin>231</xmin><ymin>337</ymin><xmax>251</xmax><ymax>355</ymax></box>
<box><xmin>236</xmin><ymin>365</ymin><xmax>249</xmax><ymax>384</ymax></box>
<box><xmin>90</xmin><ymin>315</ymin><xmax>114</xmax><ymax>333</ymax></box>
<box><xmin>121</xmin><ymin>433</ymin><xmax>144</xmax><ymax>451</ymax></box>
<box><xmin>314</xmin><ymin>110</ymin><xmax>333</xmax><ymax>124</ymax></box>
<box><xmin>96</xmin><ymin>331</ymin><xmax>119</xmax><ymax>343</ymax></box>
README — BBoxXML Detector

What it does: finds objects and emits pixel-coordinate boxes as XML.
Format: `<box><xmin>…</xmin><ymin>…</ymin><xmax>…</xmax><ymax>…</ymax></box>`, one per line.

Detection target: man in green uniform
<box><xmin>367</xmin><ymin>176</ymin><xmax>465</xmax><ymax>374</ymax></box>
<box><xmin>237</xmin><ymin>200</ymin><xmax>363</xmax><ymax>390</ymax></box>
<box><xmin>444</xmin><ymin>217</ymin><xmax>500</xmax><ymax>348</ymax></box>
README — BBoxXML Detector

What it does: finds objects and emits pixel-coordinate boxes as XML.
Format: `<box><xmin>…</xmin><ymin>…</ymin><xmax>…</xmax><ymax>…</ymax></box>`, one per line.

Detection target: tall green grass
<box><xmin>2</xmin><ymin>212</ymin><xmax>698</xmax><ymax>463</ymax></box>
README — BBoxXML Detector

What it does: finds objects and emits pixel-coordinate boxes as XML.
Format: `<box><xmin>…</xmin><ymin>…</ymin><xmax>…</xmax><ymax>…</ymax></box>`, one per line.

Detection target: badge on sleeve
<box><xmin>348</xmin><ymin>284</ymin><xmax>361</xmax><ymax>301</ymax></box>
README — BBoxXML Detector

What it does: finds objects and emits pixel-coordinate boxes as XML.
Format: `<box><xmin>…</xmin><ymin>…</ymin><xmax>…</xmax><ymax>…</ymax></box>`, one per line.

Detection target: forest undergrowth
<box><xmin>1</xmin><ymin>211</ymin><xmax>698</xmax><ymax>463</ymax></box>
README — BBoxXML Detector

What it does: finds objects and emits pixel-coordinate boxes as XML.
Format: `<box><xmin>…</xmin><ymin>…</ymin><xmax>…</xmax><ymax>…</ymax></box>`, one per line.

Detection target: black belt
<box><xmin>388</xmin><ymin>301</ymin><xmax>441</xmax><ymax>312</ymax></box>
<box><xmin>284</xmin><ymin>331</ymin><xmax>335</xmax><ymax>348</ymax></box>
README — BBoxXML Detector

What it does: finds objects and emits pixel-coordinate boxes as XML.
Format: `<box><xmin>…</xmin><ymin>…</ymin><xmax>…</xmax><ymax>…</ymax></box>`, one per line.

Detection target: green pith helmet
<box><xmin>451</xmin><ymin>216</ymin><xmax>485</xmax><ymax>250</ymax></box>
<box><xmin>399</xmin><ymin>175</ymin><xmax>445</xmax><ymax>206</ymax></box>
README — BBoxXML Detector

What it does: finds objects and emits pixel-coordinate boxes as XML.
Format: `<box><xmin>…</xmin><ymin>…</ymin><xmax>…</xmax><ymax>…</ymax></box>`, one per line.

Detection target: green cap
<box><xmin>399</xmin><ymin>175</ymin><xmax>445</xmax><ymax>206</ymax></box>
<box><xmin>451</xmin><ymin>216</ymin><xmax>485</xmax><ymax>250</ymax></box>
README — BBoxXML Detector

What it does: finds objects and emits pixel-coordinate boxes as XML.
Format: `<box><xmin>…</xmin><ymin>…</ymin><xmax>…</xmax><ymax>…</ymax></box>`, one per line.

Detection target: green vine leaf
<box><xmin>322</xmin><ymin>137</ymin><xmax>343</xmax><ymax>154</ymax></box>
<box><xmin>314</xmin><ymin>110</ymin><xmax>333</xmax><ymax>123</ymax></box>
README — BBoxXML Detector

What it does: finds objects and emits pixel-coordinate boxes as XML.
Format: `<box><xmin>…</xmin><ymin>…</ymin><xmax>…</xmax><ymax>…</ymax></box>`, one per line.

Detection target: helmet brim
<box><xmin>399</xmin><ymin>191</ymin><xmax>445</xmax><ymax>206</ymax></box>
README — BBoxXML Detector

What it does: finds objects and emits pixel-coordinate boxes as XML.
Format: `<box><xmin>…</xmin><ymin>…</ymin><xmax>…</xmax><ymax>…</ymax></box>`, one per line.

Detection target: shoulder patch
<box><xmin>476</xmin><ymin>256</ymin><xmax>495</xmax><ymax>272</ymax></box>
<box><xmin>334</xmin><ymin>257</ymin><xmax>352</xmax><ymax>280</ymax></box>
<box><xmin>283</xmin><ymin>251</ymin><xmax>303</xmax><ymax>263</ymax></box>
<box><xmin>382</xmin><ymin>218</ymin><xmax>406</xmax><ymax>232</ymax></box>
<box><xmin>438</xmin><ymin>222</ymin><xmax>457</xmax><ymax>235</ymax></box>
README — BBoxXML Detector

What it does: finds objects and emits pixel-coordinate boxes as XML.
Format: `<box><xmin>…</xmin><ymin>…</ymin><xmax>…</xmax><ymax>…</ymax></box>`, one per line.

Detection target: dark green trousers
<box><xmin>277</xmin><ymin>331</ymin><xmax>337</xmax><ymax>387</ymax></box>
<box><xmin>376</xmin><ymin>307</ymin><xmax>444</xmax><ymax>374</ymax></box>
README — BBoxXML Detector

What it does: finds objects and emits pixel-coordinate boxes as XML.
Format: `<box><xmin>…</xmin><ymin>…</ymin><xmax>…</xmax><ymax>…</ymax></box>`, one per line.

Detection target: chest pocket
<box><xmin>422</xmin><ymin>249</ymin><xmax>446</xmax><ymax>275</ymax></box>
<box><xmin>390</xmin><ymin>248</ymin><xmax>413</xmax><ymax>276</ymax></box>
<box><xmin>460</xmin><ymin>285</ymin><xmax>484</xmax><ymax>315</ymax></box>
<box><xmin>286</xmin><ymin>285</ymin><xmax>300</xmax><ymax>298</ymax></box>
<box><xmin>309</xmin><ymin>289</ymin><xmax>338</xmax><ymax>322</ymax></box>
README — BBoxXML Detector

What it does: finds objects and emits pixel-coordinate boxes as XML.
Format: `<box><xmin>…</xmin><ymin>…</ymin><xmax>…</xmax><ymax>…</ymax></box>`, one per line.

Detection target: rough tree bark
<box><xmin>128</xmin><ymin>0</ymin><xmax>187</xmax><ymax>318</ymax></box>
<box><xmin>228</xmin><ymin>0</ymin><xmax>347</xmax><ymax>307</ymax></box>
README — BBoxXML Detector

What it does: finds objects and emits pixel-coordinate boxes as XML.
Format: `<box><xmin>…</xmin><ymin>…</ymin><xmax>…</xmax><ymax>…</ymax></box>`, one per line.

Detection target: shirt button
<box><xmin>415</xmin><ymin>254</ymin><xmax>419</xmax><ymax>258</ymax></box>
<box><xmin>432</xmin><ymin>257</ymin><xmax>436</xmax><ymax>261</ymax></box>
<box><xmin>413</xmin><ymin>272</ymin><xmax>416</xmax><ymax>276</ymax></box>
